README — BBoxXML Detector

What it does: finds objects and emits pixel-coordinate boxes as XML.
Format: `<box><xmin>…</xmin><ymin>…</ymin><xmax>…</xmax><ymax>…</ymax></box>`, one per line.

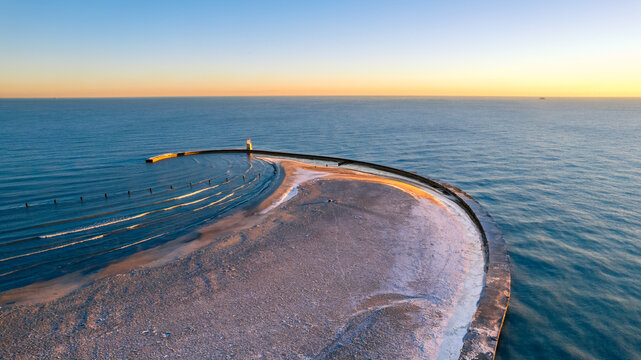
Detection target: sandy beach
<box><xmin>0</xmin><ymin>159</ymin><xmax>484</xmax><ymax>359</ymax></box>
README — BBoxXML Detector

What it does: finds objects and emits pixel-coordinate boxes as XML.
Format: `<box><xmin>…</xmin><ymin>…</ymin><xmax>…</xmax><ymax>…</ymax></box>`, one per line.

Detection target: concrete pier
<box><xmin>146</xmin><ymin>153</ymin><xmax>179</xmax><ymax>163</ymax></box>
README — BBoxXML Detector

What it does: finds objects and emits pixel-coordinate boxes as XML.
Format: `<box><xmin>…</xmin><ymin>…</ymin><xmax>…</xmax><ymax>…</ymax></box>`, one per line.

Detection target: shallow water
<box><xmin>0</xmin><ymin>97</ymin><xmax>640</xmax><ymax>359</ymax></box>
<box><xmin>0</xmin><ymin>152</ymin><xmax>278</xmax><ymax>292</ymax></box>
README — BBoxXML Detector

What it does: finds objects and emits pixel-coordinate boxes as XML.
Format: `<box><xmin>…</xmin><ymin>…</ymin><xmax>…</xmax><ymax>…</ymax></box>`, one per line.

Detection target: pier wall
<box><xmin>146</xmin><ymin>149</ymin><xmax>511</xmax><ymax>360</ymax></box>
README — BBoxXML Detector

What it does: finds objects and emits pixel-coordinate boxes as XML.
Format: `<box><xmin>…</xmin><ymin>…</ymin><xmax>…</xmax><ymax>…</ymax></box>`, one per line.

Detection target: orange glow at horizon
<box><xmin>2</xmin><ymin>58</ymin><xmax>640</xmax><ymax>98</ymax></box>
<box><xmin>2</xmin><ymin>70</ymin><xmax>641</xmax><ymax>98</ymax></box>
<box><xmin>2</xmin><ymin>84</ymin><xmax>640</xmax><ymax>99</ymax></box>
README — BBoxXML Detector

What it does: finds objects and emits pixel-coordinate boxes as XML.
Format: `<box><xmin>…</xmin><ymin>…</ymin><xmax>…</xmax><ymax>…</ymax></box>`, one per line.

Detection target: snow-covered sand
<box><xmin>0</xmin><ymin>159</ymin><xmax>484</xmax><ymax>359</ymax></box>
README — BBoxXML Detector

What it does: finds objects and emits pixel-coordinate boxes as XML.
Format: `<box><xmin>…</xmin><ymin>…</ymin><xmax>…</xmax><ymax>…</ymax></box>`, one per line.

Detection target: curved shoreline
<box><xmin>0</xmin><ymin>158</ymin><xmax>285</xmax><ymax>306</ymax></box>
<box><xmin>0</xmin><ymin>150</ymin><xmax>509</xmax><ymax>360</ymax></box>
<box><xmin>149</xmin><ymin>149</ymin><xmax>511</xmax><ymax>359</ymax></box>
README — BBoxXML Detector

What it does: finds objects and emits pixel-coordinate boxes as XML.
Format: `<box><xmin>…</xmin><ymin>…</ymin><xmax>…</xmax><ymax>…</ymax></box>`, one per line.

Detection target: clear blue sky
<box><xmin>1</xmin><ymin>0</ymin><xmax>640</xmax><ymax>97</ymax></box>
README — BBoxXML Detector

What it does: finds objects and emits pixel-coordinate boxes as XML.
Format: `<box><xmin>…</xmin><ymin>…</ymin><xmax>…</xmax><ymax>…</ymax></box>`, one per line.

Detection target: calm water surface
<box><xmin>1</xmin><ymin>97</ymin><xmax>640</xmax><ymax>359</ymax></box>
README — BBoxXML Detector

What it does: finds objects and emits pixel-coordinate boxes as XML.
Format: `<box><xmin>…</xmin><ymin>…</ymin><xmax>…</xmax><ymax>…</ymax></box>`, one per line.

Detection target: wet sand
<box><xmin>0</xmin><ymin>159</ymin><xmax>483</xmax><ymax>359</ymax></box>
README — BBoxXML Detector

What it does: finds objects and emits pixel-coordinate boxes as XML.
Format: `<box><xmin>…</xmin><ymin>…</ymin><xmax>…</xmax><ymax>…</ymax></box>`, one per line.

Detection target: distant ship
<box><xmin>539</xmin><ymin>97</ymin><xmax>546</xmax><ymax>100</ymax></box>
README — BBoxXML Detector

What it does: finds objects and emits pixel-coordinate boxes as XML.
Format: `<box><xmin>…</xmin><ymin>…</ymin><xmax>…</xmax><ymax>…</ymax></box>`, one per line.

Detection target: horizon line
<box><xmin>2</xmin><ymin>95</ymin><xmax>641</xmax><ymax>100</ymax></box>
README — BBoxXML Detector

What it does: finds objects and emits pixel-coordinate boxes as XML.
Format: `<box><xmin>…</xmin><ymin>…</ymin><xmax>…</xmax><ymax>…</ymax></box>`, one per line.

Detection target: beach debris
<box><xmin>141</xmin><ymin>326</ymin><xmax>157</xmax><ymax>335</ymax></box>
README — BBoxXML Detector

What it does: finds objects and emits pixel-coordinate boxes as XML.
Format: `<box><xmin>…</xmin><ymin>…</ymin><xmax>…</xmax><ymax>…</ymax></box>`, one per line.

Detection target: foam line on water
<box><xmin>113</xmin><ymin>233</ymin><xmax>167</xmax><ymax>251</ymax></box>
<box><xmin>1</xmin><ymin>179</ymin><xmax>263</xmax><ymax>266</ymax></box>
<box><xmin>38</xmin><ymin>191</ymin><xmax>225</xmax><ymax>240</ymax></box>
<box><xmin>192</xmin><ymin>193</ymin><xmax>236</xmax><ymax>212</ymax></box>
<box><xmin>0</xmin><ymin>191</ymin><xmax>232</xmax><ymax>261</ymax></box>
<box><xmin>0</xmin><ymin>181</ymin><xmax>227</xmax><ymax>239</ymax></box>
<box><xmin>0</xmin><ymin>234</ymin><xmax>105</xmax><ymax>263</ymax></box>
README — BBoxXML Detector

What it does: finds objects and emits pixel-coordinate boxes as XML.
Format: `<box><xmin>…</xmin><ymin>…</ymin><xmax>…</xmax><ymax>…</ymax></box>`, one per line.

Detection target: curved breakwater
<box><xmin>146</xmin><ymin>149</ymin><xmax>510</xmax><ymax>359</ymax></box>
<box><xmin>0</xmin><ymin>154</ymin><xmax>281</xmax><ymax>293</ymax></box>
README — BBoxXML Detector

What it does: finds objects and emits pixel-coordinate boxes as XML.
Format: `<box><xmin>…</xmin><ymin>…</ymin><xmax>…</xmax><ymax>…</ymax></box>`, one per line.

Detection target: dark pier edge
<box><xmin>147</xmin><ymin>149</ymin><xmax>511</xmax><ymax>360</ymax></box>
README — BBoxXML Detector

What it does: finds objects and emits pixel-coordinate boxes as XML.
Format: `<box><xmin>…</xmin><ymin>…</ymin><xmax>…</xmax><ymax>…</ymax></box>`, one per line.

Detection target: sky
<box><xmin>1</xmin><ymin>0</ymin><xmax>640</xmax><ymax>97</ymax></box>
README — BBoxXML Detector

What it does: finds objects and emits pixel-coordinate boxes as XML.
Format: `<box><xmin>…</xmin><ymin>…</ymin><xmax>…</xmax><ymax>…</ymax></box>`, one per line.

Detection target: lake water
<box><xmin>1</xmin><ymin>97</ymin><xmax>640</xmax><ymax>359</ymax></box>
<box><xmin>0</xmin><ymin>151</ymin><xmax>279</xmax><ymax>292</ymax></box>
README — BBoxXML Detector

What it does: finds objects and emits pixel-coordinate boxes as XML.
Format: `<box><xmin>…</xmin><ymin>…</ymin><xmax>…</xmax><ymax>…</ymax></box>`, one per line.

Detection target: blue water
<box><xmin>0</xmin><ymin>151</ymin><xmax>278</xmax><ymax>292</ymax></box>
<box><xmin>1</xmin><ymin>97</ymin><xmax>640</xmax><ymax>359</ymax></box>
